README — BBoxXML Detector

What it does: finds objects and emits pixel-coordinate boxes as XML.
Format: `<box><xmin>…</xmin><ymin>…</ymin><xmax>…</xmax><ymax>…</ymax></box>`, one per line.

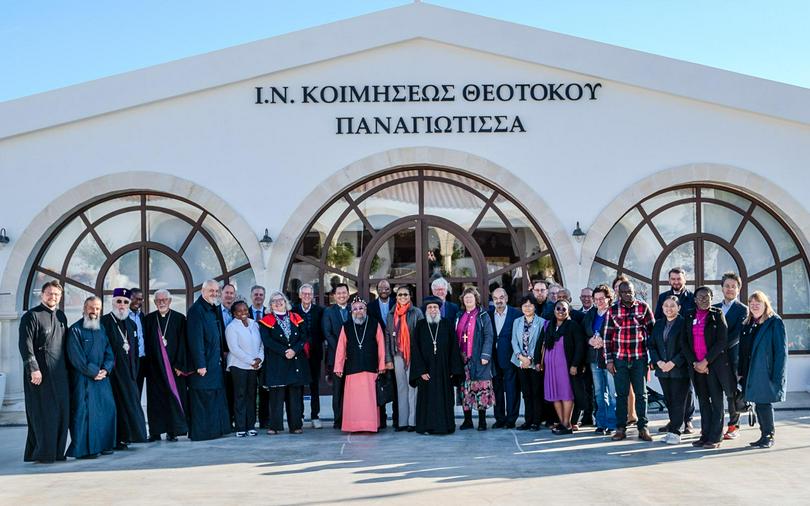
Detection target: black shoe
<box><xmin>147</xmin><ymin>435</ymin><xmax>161</xmax><ymax>442</ymax></box>
<box><xmin>167</xmin><ymin>435</ymin><xmax>178</xmax><ymax>442</ymax></box>
<box><xmin>460</xmin><ymin>411</ymin><xmax>474</xmax><ymax>430</ymax></box>
<box><xmin>581</xmin><ymin>416</ymin><xmax>595</xmax><ymax>427</ymax></box>
<box><xmin>529</xmin><ymin>424</ymin><xmax>540</xmax><ymax>431</ymax></box>
<box><xmin>114</xmin><ymin>443</ymin><xmax>128</xmax><ymax>451</ymax></box>
<box><xmin>658</xmin><ymin>424</ymin><xmax>670</xmax><ymax>433</ymax></box>
<box><xmin>493</xmin><ymin>421</ymin><xmax>507</xmax><ymax>429</ymax></box>
<box><xmin>594</xmin><ymin>427</ymin><xmax>606</xmax><ymax>434</ymax></box>
<box><xmin>604</xmin><ymin>428</ymin><xmax>614</xmax><ymax>435</ymax></box>
<box><xmin>691</xmin><ymin>439</ymin><xmax>706</xmax><ymax>447</ymax></box>
<box><xmin>407</xmin><ymin>426</ymin><xmax>416</xmax><ymax>432</ymax></box>
<box><xmin>77</xmin><ymin>453</ymin><xmax>99</xmax><ymax>459</ymax></box>
<box><xmin>100</xmin><ymin>450</ymin><xmax>114</xmax><ymax>455</ymax></box>
<box><xmin>394</xmin><ymin>426</ymin><xmax>408</xmax><ymax>432</ymax></box>
<box><xmin>516</xmin><ymin>423</ymin><xmax>531</xmax><ymax>431</ymax></box>
<box><xmin>753</xmin><ymin>435</ymin><xmax>775</xmax><ymax>448</ymax></box>
<box><xmin>477</xmin><ymin>411</ymin><xmax>487</xmax><ymax>431</ymax></box>
<box><xmin>505</xmin><ymin>422</ymin><xmax>516</xmax><ymax>429</ymax></box>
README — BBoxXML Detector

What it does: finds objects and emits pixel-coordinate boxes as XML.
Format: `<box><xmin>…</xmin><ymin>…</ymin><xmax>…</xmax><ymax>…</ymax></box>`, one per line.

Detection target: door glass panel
<box><xmin>784</xmin><ymin>319</ymin><xmax>810</xmax><ymax>352</ymax></box>
<box><xmin>41</xmin><ymin>217</ymin><xmax>85</xmax><ymax>273</ymax></box>
<box><xmin>29</xmin><ymin>271</ymin><xmax>59</xmax><ymax>309</ymax></box>
<box><xmin>85</xmin><ymin>196</ymin><xmax>141</xmax><ymax>223</ymax></box>
<box><xmin>624</xmin><ymin>224</ymin><xmax>662</xmax><ymax>276</ymax></box>
<box><xmin>371</xmin><ymin>228</ymin><xmax>417</xmax><ymax>281</ymax></box>
<box><xmin>701</xmin><ymin>203</ymin><xmax>743</xmax><ymax>243</ymax></box>
<box><xmin>228</xmin><ymin>269</ymin><xmax>256</xmax><ymax>302</ymax></box>
<box><xmin>182</xmin><ymin>232</ymin><xmax>221</xmax><ymax>284</ymax></box>
<box><xmin>659</xmin><ymin>241</ymin><xmax>695</xmax><ymax>282</ymax></box>
<box><xmin>588</xmin><ymin>262</ymin><xmax>617</xmax><ymax>290</ymax></box>
<box><xmin>493</xmin><ymin>195</ymin><xmax>547</xmax><ymax>257</ymax></box>
<box><xmin>63</xmin><ymin>283</ymin><xmax>94</xmax><ymax>325</ymax></box>
<box><xmin>527</xmin><ymin>254</ymin><xmax>557</xmax><ymax>284</ymax></box>
<box><xmin>357</xmin><ymin>182</ymin><xmax>419</xmax><ymax>231</ymax></box>
<box><xmin>782</xmin><ymin>260</ymin><xmax>810</xmax><ymax>314</ymax></box>
<box><xmin>103</xmin><ymin>250</ymin><xmax>140</xmax><ymax>290</ymax></box>
<box><xmin>95</xmin><ymin>211</ymin><xmax>141</xmax><ymax>253</ymax></box>
<box><xmin>703</xmin><ymin>241</ymin><xmax>739</xmax><ymax>280</ymax></box>
<box><xmin>423</xmin><ymin>181</ymin><xmax>485</xmax><ymax>230</ymax></box>
<box><xmin>146</xmin><ymin>195</ymin><xmax>203</xmax><ymax>221</ymax></box>
<box><xmin>423</xmin><ymin>170</ymin><xmax>495</xmax><ymax>198</ymax></box>
<box><xmin>735</xmin><ymin>222</ymin><xmax>775</xmax><ymax>274</ymax></box>
<box><xmin>650</xmin><ymin>204</ymin><xmax>696</xmax><ymax>244</ymax></box>
<box><xmin>66</xmin><ymin>234</ymin><xmax>106</xmax><ymax>287</ymax></box>
<box><xmin>427</xmin><ymin>226</ymin><xmax>476</xmax><ymax>278</ymax></box>
<box><xmin>147</xmin><ymin>211</ymin><xmax>193</xmax><ymax>251</ymax></box>
<box><xmin>489</xmin><ymin>268</ymin><xmax>524</xmax><ymax>306</ymax></box>
<box><xmin>202</xmin><ymin>215</ymin><xmax>249</xmax><ymax>271</ymax></box>
<box><xmin>700</xmin><ymin>188</ymin><xmax>750</xmax><ymax>210</ymax></box>
<box><xmin>596</xmin><ymin>208</ymin><xmax>643</xmax><ymax>265</ymax></box>
<box><xmin>327</xmin><ymin>210</ymin><xmax>369</xmax><ymax>276</ymax></box>
<box><xmin>350</xmin><ymin>170</ymin><xmax>420</xmax><ymax>201</ymax></box>
<box><xmin>149</xmin><ymin>250</ymin><xmax>185</xmax><ymax>289</ymax></box>
<box><xmin>749</xmin><ymin>271</ymin><xmax>778</xmax><ymax>312</ymax></box>
<box><xmin>474</xmin><ymin>207</ymin><xmax>519</xmax><ymax>273</ymax></box>
<box><xmin>641</xmin><ymin>188</ymin><xmax>694</xmax><ymax>214</ymax></box>
<box><xmin>752</xmin><ymin>207</ymin><xmax>799</xmax><ymax>260</ymax></box>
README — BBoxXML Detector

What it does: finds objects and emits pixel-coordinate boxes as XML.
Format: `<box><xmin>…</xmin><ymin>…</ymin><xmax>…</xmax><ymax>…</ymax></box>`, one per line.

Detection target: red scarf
<box><xmin>394</xmin><ymin>303</ymin><xmax>412</xmax><ymax>366</ymax></box>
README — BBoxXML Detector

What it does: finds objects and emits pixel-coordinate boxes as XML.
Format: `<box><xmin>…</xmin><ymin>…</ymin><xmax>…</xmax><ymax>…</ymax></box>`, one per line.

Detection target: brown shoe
<box><xmin>638</xmin><ymin>428</ymin><xmax>653</xmax><ymax>441</ymax></box>
<box><xmin>611</xmin><ymin>429</ymin><xmax>627</xmax><ymax>441</ymax></box>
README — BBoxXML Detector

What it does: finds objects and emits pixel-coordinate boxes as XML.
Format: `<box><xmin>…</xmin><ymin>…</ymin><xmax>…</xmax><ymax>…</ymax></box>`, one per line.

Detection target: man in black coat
<box><xmin>714</xmin><ymin>272</ymin><xmax>749</xmax><ymax>439</ymax></box>
<box><xmin>654</xmin><ymin>267</ymin><xmax>696</xmax><ymax>433</ymax></box>
<box><xmin>292</xmin><ymin>283</ymin><xmax>325</xmax><ymax>429</ymax></box>
<box><xmin>488</xmin><ymin>287</ymin><xmax>522</xmax><ymax>428</ymax></box>
<box><xmin>322</xmin><ymin>283</ymin><xmax>351</xmax><ymax>428</ymax></box>
<box><xmin>18</xmin><ymin>280</ymin><xmax>69</xmax><ymax>463</ymax></box>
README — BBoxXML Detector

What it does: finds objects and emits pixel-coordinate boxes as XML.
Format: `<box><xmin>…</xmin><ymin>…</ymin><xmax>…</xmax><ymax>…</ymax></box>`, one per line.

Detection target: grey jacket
<box><xmin>510</xmin><ymin>315</ymin><xmax>545</xmax><ymax>368</ymax></box>
<box><xmin>385</xmin><ymin>304</ymin><xmax>424</xmax><ymax>364</ymax></box>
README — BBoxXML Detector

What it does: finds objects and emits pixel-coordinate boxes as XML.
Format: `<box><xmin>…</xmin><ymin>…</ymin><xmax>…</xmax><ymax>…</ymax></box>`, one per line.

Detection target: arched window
<box><xmin>25</xmin><ymin>192</ymin><xmax>255</xmax><ymax>322</ymax></box>
<box><xmin>285</xmin><ymin>168</ymin><xmax>559</xmax><ymax>306</ymax></box>
<box><xmin>588</xmin><ymin>184</ymin><xmax>810</xmax><ymax>353</ymax></box>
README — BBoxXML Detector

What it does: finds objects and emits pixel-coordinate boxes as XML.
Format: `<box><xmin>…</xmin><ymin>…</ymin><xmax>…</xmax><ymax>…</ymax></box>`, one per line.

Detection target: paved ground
<box><xmin>1</xmin><ymin>410</ymin><xmax>809</xmax><ymax>505</ymax></box>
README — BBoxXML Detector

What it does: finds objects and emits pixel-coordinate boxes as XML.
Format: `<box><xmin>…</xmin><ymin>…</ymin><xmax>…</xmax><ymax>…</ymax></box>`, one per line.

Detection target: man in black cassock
<box><xmin>18</xmin><ymin>280</ymin><xmax>69</xmax><ymax>463</ymax></box>
<box><xmin>186</xmin><ymin>280</ymin><xmax>231</xmax><ymax>440</ymax></box>
<box><xmin>66</xmin><ymin>297</ymin><xmax>116</xmax><ymax>459</ymax></box>
<box><xmin>409</xmin><ymin>296</ymin><xmax>464</xmax><ymax>435</ymax></box>
<box><xmin>101</xmin><ymin>287</ymin><xmax>148</xmax><ymax>449</ymax></box>
<box><xmin>144</xmin><ymin>289</ymin><xmax>189</xmax><ymax>442</ymax></box>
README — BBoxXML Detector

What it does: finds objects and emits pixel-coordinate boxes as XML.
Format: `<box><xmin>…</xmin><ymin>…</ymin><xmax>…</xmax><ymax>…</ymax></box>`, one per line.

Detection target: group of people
<box><xmin>19</xmin><ymin>267</ymin><xmax>787</xmax><ymax>464</ymax></box>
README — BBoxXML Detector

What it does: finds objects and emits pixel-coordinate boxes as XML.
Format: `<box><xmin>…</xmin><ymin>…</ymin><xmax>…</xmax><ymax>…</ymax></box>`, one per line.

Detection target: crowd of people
<box><xmin>19</xmin><ymin>268</ymin><xmax>788</xmax><ymax>463</ymax></box>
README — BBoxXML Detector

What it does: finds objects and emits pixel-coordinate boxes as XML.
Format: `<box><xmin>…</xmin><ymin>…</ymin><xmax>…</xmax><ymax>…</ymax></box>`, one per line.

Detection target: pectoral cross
<box><xmin>462</xmin><ymin>333</ymin><xmax>468</xmax><ymax>343</ymax></box>
<box><xmin>433</xmin><ymin>343</ymin><xmax>437</xmax><ymax>355</ymax></box>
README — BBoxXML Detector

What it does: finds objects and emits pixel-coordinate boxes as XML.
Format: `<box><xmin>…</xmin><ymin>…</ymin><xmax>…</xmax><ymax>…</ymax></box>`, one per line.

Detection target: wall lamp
<box><xmin>572</xmin><ymin>222</ymin><xmax>586</xmax><ymax>243</ymax></box>
<box><xmin>0</xmin><ymin>228</ymin><xmax>9</xmax><ymax>247</ymax></box>
<box><xmin>259</xmin><ymin>229</ymin><xmax>273</xmax><ymax>249</ymax></box>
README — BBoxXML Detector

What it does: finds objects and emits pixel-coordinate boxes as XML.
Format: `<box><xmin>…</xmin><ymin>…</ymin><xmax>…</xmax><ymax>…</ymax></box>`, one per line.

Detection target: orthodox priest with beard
<box><xmin>144</xmin><ymin>289</ymin><xmax>189</xmax><ymax>442</ymax></box>
<box><xmin>101</xmin><ymin>288</ymin><xmax>147</xmax><ymax>449</ymax></box>
<box><xmin>334</xmin><ymin>296</ymin><xmax>386</xmax><ymax>433</ymax></box>
<box><xmin>66</xmin><ymin>296</ymin><xmax>116</xmax><ymax>459</ymax></box>
<box><xmin>410</xmin><ymin>296</ymin><xmax>464</xmax><ymax>435</ymax></box>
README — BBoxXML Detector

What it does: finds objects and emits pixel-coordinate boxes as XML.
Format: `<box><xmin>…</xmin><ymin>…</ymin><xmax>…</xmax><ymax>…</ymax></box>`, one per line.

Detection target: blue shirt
<box><xmin>129</xmin><ymin>310</ymin><xmax>145</xmax><ymax>357</ymax></box>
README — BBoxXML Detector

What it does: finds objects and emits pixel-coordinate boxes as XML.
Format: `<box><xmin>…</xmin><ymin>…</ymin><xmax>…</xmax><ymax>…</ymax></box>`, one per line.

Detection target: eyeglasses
<box><xmin>154</xmin><ymin>298</ymin><xmax>171</xmax><ymax>304</ymax></box>
<box><xmin>270</xmin><ymin>299</ymin><xmax>286</xmax><ymax>304</ymax></box>
<box><xmin>114</xmin><ymin>299</ymin><xmax>129</xmax><ymax>305</ymax></box>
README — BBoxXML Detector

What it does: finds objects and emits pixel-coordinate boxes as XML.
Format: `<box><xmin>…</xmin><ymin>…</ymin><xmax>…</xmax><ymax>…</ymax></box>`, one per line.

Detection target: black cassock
<box><xmin>144</xmin><ymin>309</ymin><xmax>189</xmax><ymax>438</ymax></box>
<box><xmin>101</xmin><ymin>313</ymin><xmax>147</xmax><ymax>444</ymax></box>
<box><xmin>18</xmin><ymin>304</ymin><xmax>70</xmax><ymax>462</ymax></box>
<box><xmin>66</xmin><ymin>320</ymin><xmax>116</xmax><ymax>458</ymax></box>
<box><xmin>409</xmin><ymin>318</ymin><xmax>464</xmax><ymax>434</ymax></box>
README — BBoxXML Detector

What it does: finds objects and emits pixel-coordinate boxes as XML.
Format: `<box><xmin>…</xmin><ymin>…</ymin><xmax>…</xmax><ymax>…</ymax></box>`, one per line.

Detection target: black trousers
<box><xmin>494</xmin><ymin>362</ymin><xmax>521</xmax><ymax>425</ymax></box>
<box><xmin>659</xmin><ymin>376</ymin><xmax>691</xmax><ymax>435</ymax></box>
<box><xmin>329</xmin><ymin>370</ymin><xmax>345</xmax><ymax>428</ymax></box>
<box><xmin>231</xmin><ymin>367</ymin><xmax>258</xmax><ymax>432</ymax></box>
<box><xmin>137</xmin><ymin>356</ymin><xmax>148</xmax><ymax>397</ymax></box>
<box><xmin>572</xmin><ymin>363</ymin><xmax>594</xmax><ymax>424</ymax></box>
<box><xmin>518</xmin><ymin>368</ymin><xmax>543</xmax><ymax>426</ymax></box>
<box><xmin>755</xmin><ymin>402</ymin><xmax>774</xmax><ymax>436</ymax></box>
<box><xmin>307</xmin><ymin>345</ymin><xmax>323</xmax><ymax>420</ymax></box>
<box><xmin>692</xmin><ymin>371</ymin><xmax>726</xmax><ymax>443</ymax></box>
<box><xmin>268</xmin><ymin>386</ymin><xmax>303</xmax><ymax>432</ymax></box>
<box><xmin>258</xmin><ymin>365</ymin><xmax>270</xmax><ymax>427</ymax></box>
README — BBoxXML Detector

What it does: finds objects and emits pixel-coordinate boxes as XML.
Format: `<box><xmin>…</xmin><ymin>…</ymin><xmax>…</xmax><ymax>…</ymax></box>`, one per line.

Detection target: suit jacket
<box><xmin>510</xmin><ymin>315</ymin><xmax>545</xmax><ymax>368</ymax></box>
<box><xmin>648</xmin><ymin>315</ymin><xmax>689</xmax><ymax>379</ymax></box>
<box><xmin>321</xmin><ymin>304</ymin><xmax>348</xmax><ymax>367</ymax></box>
<box><xmin>655</xmin><ymin>288</ymin><xmax>696</xmax><ymax>321</ymax></box>
<box><xmin>713</xmin><ymin>300</ymin><xmax>748</xmax><ymax>371</ymax></box>
<box><xmin>682</xmin><ymin>307</ymin><xmax>731</xmax><ymax>389</ymax></box>
<box><xmin>488</xmin><ymin>305</ymin><xmax>522</xmax><ymax>370</ymax></box>
<box><xmin>292</xmin><ymin>302</ymin><xmax>324</xmax><ymax>350</ymax></box>
<box><xmin>368</xmin><ymin>298</ymin><xmax>393</xmax><ymax>331</ymax></box>
<box><xmin>249</xmin><ymin>306</ymin><xmax>268</xmax><ymax>322</ymax></box>
<box><xmin>186</xmin><ymin>296</ymin><xmax>225</xmax><ymax>390</ymax></box>
<box><xmin>581</xmin><ymin>307</ymin><xmax>609</xmax><ymax>369</ymax></box>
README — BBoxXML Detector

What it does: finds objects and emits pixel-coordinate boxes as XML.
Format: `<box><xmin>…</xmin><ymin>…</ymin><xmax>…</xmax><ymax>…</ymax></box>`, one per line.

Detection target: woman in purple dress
<box><xmin>536</xmin><ymin>300</ymin><xmax>586</xmax><ymax>435</ymax></box>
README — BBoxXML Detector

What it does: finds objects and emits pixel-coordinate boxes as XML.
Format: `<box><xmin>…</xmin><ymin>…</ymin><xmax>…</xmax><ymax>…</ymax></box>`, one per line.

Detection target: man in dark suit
<box><xmin>322</xmin><ymin>283</ymin><xmax>351</xmax><ymax>429</ymax></box>
<box><xmin>714</xmin><ymin>272</ymin><xmax>749</xmax><ymax>440</ymax></box>
<box><xmin>654</xmin><ymin>267</ymin><xmax>696</xmax><ymax>433</ymax></box>
<box><xmin>488</xmin><ymin>287</ymin><xmax>522</xmax><ymax>428</ymax></box>
<box><xmin>367</xmin><ymin>279</ymin><xmax>394</xmax><ymax>428</ymax></box>
<box><xmin>248</xmin><ymin>285</ymin><xmax>271</xmax><ymax>428</ymax></box>
<box><xmin>292</xmin><ymin>283</ymin><xmax>325</xmax><ymax>429</ymax></box>
<box><xmin>424</xmin><ymin>277</ymin><xmax>459</xmax><ymax>322</ymax></box>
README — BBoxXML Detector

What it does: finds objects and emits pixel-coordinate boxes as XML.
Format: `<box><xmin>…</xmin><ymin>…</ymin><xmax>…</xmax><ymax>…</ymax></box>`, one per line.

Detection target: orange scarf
<box><xmin>394</xmin><ymin>302</ymin><xmax>412</xmax><ymax>366</ymax></box>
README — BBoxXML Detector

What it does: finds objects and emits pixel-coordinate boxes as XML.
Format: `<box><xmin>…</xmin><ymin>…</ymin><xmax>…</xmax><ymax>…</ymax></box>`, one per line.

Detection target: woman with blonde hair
<box><xmin>738</xmin><ymin>291</ymin><xmax>787</xmax><ymax>448</ymax></box>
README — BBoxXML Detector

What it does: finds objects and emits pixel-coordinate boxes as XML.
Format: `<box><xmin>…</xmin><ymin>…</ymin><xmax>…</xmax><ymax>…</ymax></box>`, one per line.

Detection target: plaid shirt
<box><xmin>605</xmin><ymin>300</ymin><xmax>655</xmax><ymax>362</ymax></box>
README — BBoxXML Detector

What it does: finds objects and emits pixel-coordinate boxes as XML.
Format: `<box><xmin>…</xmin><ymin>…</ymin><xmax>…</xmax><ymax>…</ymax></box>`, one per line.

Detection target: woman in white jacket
<box><xmin>225</xmin><ymin>300</ymin><xmax>264</xmax><ymax>437</ymax></box>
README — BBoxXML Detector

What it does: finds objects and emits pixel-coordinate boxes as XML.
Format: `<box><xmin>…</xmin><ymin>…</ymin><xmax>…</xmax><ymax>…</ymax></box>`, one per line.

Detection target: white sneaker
<box><xmin>236</xmin><ymin>431</ymin><xmax>246</xmax><ymax>438</ymax></box>
<box><xmin>311</xmin><ymin>419</ymin><xmax>323</xmax><ymax>429</ymax></box>
<box><xmin>247</xmin><ymin>430</ymin><xmax>258</xmax><ymax>437</ymax></box>
<box><xmin>664</xmin><ymin>432</ymin><xmax>681</xmax><ymax>445</ymax></box>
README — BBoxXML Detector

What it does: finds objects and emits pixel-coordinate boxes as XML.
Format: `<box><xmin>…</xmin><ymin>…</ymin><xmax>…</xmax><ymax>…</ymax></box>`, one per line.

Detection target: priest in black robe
<box><xmin>186</xmin><ymin>280</ymin><xmax>232</xmax><ymax>440</ymax></box>
<box><xmin>18</xmin><ymin>280</ymin><xmax>70</xmax><ymax>463</ymax></box>
<box><xmin>101</xmin><ymin>288</ymin><xmax>148</xmax><ymax>449</ymax></box>
<box><xmin>409</xmin><ymin>296</ymin><xmax>464</xmax><ymax>435</ymax></box>
<box><xmin>144</xmin><ymin>289</ymin><xmax>189</xmax><ymax>441</ymax></box>
<box><xmin>66</xmin><ymin>296</ymin><xmax>116</xmax><ymax>459</ymax></box>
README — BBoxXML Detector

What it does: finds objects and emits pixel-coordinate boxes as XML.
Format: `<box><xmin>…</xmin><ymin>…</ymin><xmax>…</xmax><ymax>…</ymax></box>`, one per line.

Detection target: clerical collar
<box><xmin>40</xmin><ymin>304</ymin><xmax>56</xmax><ymax>313</ymax></box>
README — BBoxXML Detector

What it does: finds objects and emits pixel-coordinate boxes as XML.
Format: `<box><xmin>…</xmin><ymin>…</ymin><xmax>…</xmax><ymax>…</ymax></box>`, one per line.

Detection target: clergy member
<box><xmin>66</xmin><ymin>296</ymin><xmax>116</xmax><ymax>459</ymax></box>
<box><xmin>101</xmin><ymin>288</ymin><xmax>148</xmax><ymax>449</ymax></box>
<box><xmin>18</xmin><ymin>280</ymin><xmax>69</xmax><ymax>463</ymax></box>
<box><xmin>409</xmin><ymin>296</ymin><xmax>464</xmax><ymax>435</ymax></box>
<box><xmin>144</xmin><ymin>289</ymin><xmax>190</xmax><ymax>442</ymax></box>
<box><xmin>334</xmin><ymin>296</ymin><xmax>386</xmax><ymax>433</ymax></box>
<box><xmin>186</xmin><ymin>279</ymin><xmax>232</xmax><ymax>440</ymax></box>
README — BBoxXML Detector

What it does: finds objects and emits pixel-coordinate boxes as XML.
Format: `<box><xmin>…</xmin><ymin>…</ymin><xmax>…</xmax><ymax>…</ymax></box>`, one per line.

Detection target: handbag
<box><xmin>375</xmin><ymin>372</ymin><xmax>395</xmax><ymax>406</ymax></box>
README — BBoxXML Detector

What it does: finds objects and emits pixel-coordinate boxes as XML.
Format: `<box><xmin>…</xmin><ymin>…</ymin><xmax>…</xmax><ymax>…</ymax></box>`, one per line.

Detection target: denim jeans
<box><xmin>591</xmin><ymin>362</ymin><xmax>617</xmax><ymax>429</ymax></box>
<box><xmin>613</xmin><ymin>357</ymin><xmax>648</xmax><ymax>430</ymax></box>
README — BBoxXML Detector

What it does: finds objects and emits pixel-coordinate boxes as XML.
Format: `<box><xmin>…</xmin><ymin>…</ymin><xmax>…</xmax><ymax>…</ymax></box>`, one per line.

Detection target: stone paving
<box><xmin>1</xmin><ymin>409</ymin><xmax>809</xmax><ymax>505</ymax></box>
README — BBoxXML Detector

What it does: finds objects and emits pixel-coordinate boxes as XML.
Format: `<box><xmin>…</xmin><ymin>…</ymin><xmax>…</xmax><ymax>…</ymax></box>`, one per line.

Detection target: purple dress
<box><xmin>544</xmin><ymin>337</ymin><xmax>574</xmax><ymax>402</ymax></box>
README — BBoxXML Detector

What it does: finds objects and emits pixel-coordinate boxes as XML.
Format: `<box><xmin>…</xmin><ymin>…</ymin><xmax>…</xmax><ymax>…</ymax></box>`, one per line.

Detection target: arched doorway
<box><xmin>25</xmin><ymin>192</ymin><xmax>255</xmax><ymax>321</ymax></box>
<box><xmin>587</xmin><ymin>184</ymin><xmax>810</xmax><ymax>352</ymax></box>
<box><xmin>285</xmin><ymin>167</ymin><xmax>559</xmax><ymax>306</ymax></box>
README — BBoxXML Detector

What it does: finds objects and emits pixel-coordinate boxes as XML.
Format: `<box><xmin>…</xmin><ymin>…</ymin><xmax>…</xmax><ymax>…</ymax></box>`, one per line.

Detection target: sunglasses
<box><xmin>555</xmin><ymin>307</ymin><xmax>568</xmax><ymax>312</ymax></box>
<box><xmin>114</xmin><ymin>299</ymin><xmax>129</xmax><ymax>305</ymax></box>
<box><xmin>397</xmin><ymin>293</ymin><xmax>410</xmax><ymax>297</ymax></box>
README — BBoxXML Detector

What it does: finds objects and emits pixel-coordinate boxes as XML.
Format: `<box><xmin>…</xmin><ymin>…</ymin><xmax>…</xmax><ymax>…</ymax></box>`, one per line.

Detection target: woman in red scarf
<box><xmin>385</xmin><ymin>285</ymin><xmax>424</xmax><ymax>431</ymax></box>
<box><xmin>455</xmin><ymin>286</ymin><xmax>495</xmax><ymax>430</ymax></box>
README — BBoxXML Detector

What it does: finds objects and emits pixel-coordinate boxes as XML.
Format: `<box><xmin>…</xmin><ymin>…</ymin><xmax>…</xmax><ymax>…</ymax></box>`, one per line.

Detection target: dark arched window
<box><xmin>588</xmin><ymin>184</ymin><xmax>810</xmax><ymax>353</ymax></box>
<box><xmin>26</xmin><ymin>192</ymin><xmax>255</xmax><ymax>322</ymax></box>
<box><xmin>285</xmin><ymin>168</ymin><xmax>559</xmax><ymax>306</ymax></box>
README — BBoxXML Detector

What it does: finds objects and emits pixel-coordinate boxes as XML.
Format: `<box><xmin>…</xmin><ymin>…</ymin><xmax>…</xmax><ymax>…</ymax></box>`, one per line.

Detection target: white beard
<box><xmin>426</xmin><ymin>313</ymin><xmax>441</xmax><ymax>325</ymax></box>
<box><xmin>83</xmin><ymin>317</ymin><xmax>101</xmax><ymax>330</ymax></box>
<box><xmin>352</xmin><ymin>316</ymin><xmax>367</xmax><ymax>325</ymax></box>
<box><xmin>113</xmin><ymin>307</ymin><xmax>130</xmax><ymax>320</ymax></box>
